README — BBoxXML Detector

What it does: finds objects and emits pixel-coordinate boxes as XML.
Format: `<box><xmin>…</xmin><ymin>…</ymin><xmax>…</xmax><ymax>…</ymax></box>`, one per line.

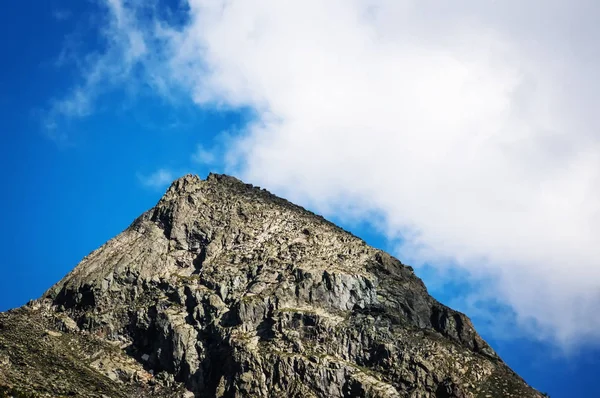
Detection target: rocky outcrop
<box><xmin>0</xmin><ymin>174</ymin><xmax>542</xmax><ymax>397</ymax></box>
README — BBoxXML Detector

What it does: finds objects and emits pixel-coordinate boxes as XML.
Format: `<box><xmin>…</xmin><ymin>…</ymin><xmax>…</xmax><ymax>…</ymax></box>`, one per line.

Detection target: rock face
<box><xmin>0</xmin><ymin>174</ymin><xmax>542</xmax><ymax>397</ymax></box>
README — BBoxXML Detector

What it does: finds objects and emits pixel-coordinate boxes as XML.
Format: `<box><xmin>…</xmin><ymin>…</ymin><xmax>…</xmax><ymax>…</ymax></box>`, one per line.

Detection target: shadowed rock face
<box><xmin>0</xmin><ymin>174</ymin><xmax>542</xmax><ymax>398</ymax></box>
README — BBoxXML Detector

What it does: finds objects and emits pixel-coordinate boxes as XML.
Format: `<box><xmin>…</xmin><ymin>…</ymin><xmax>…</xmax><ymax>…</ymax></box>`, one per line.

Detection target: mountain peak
<box><xmin>0</xmin><ymin>175</ymin><xmax>543</xmax><ymax>397</ymax></box>
<box><xmin>163</xmin><ymin>173</ymin><xmax>256</xmax><ymax>201</ymax></box>
<box><xmin>162</xmin><ymin>173</ymin><xmax>203</xmax><ymax>197</ymax></box>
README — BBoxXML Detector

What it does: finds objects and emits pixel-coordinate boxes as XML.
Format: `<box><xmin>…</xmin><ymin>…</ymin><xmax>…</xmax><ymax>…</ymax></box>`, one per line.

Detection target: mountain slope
<box><xmin>0</xmin><ymin>174</ymin><xmax>542</xmax><ymax>397</ymax></box>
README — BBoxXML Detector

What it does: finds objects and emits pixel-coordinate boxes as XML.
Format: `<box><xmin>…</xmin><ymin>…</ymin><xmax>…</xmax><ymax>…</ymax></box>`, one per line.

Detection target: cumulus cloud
<box><xmin>55</xmin><ymin>0</ymin><xmax>600</xmax><ymax>347</ymax></box>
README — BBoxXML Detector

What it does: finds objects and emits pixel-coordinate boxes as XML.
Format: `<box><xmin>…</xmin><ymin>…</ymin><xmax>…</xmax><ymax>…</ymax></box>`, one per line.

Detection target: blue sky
<box><xmin>2</xmin><ymin>1</ymin><xmax>600</xmax><ymax>397</ymax></box>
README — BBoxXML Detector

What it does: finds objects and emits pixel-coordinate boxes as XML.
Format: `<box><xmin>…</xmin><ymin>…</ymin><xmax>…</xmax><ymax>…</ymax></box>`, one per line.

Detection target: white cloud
<box><xmin>56</xmin><ymin>0</ymin><xmax>600</xmax><ymax>347</ymax></box>
<box><xmin>138</xmin><ymin>169</ymin><xmax>176</xmax><ymax>189</ymax></box>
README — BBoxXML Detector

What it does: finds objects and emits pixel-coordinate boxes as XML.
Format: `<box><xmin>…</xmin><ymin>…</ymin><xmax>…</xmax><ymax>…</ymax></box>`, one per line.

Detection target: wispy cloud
<box><xmin>191</xmin><ymin>144</ymin><xmax>216</xmax><ymax>165</ymax></box>
<box><xmin>52</xmin><ymin>10</ymin><xmax>72</xmax><ymax>21</ymax></box>
<box><xmin>50</xmin><ymin>0</ymin><xmax>600</xmax><ymax>348</ymax></box>
<box><xmin>138</xmin><ymin>168</ymin><xmax>176</xmax><ymax>189</ymax></box>
<box><xmin>43</xmin><ymin>0</ymin><xmax>158</xmax><ymax>139</ymax></box>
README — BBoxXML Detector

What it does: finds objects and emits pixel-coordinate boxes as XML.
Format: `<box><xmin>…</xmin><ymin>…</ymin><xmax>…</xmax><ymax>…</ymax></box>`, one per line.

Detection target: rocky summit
<box><xmin>0</xmin><ymin>174</ymin><xmax>542</xmax><ymax>398</ymax></box>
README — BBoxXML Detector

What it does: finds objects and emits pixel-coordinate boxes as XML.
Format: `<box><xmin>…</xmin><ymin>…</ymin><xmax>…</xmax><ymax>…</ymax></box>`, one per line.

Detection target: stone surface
<box><xmin>0</xmin><ymin>174</ymin><xmax>543</xmax><ymax>397</ymax></box>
